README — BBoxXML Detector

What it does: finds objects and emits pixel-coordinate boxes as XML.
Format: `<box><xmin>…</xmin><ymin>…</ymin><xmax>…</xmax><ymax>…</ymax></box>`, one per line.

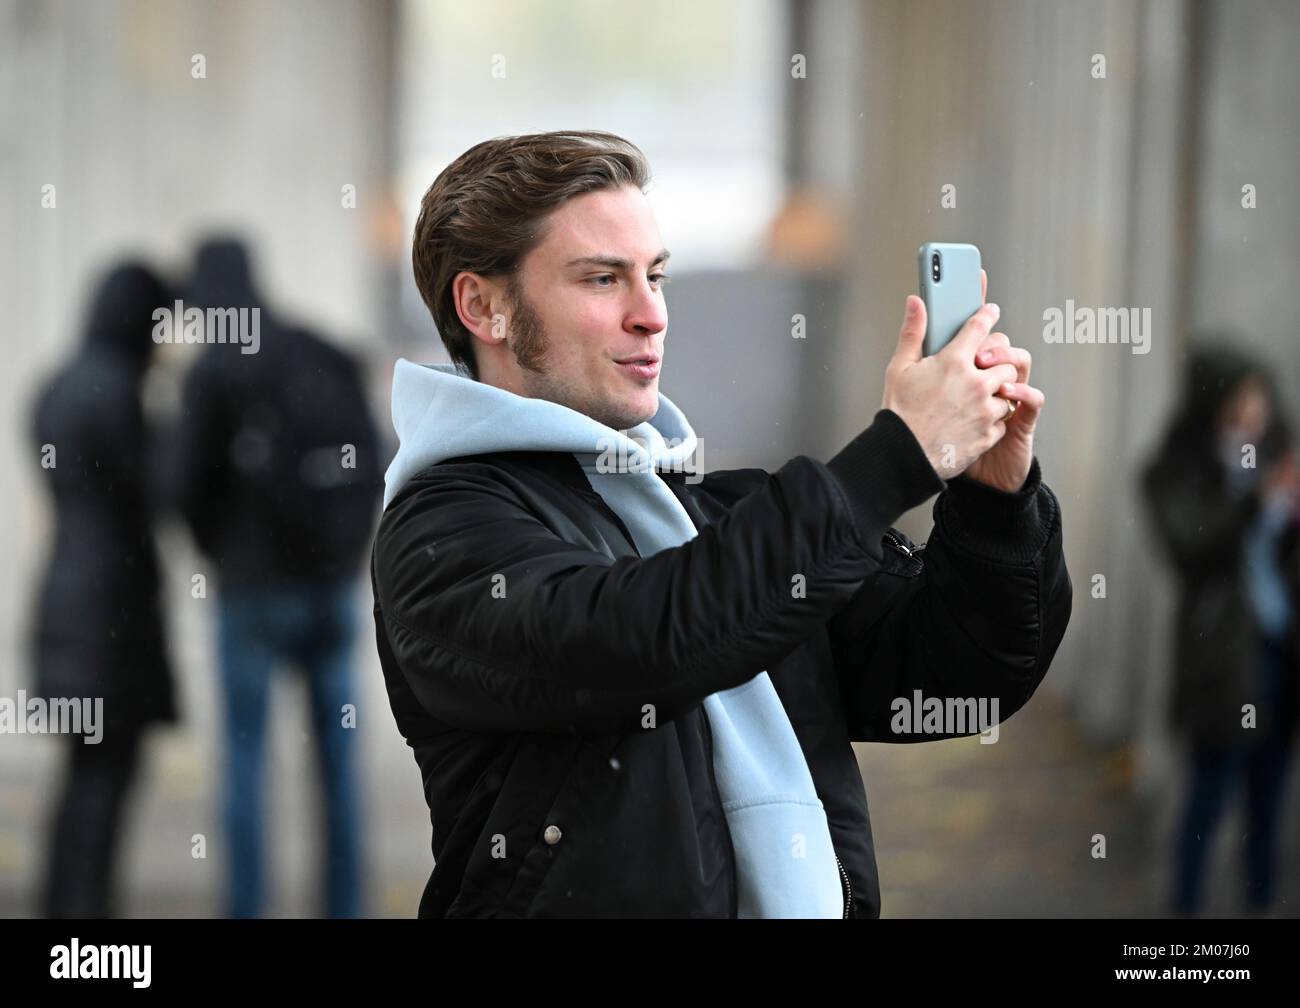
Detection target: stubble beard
<box><xmin>504</xmin><ymin>275</ymin><xmax>649</xmax><ymax>432</ymax></box>
<box><xmin>505</xmin><ymin>274</ymin><xmax>549</xmax><ymax>375</ymax></box>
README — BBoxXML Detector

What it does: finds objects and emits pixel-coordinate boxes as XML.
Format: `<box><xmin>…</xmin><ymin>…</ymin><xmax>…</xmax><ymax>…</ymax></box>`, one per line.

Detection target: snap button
<box><xmin>543</xmin><ymin>824</ymin><xmax>562</xmax><ymax>845</ymax></box>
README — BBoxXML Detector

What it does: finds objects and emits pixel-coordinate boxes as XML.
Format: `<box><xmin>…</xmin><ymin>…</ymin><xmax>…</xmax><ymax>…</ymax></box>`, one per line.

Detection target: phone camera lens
<box><xmin>931</xmin><ymin>252</ymin><xmax>941</xmax><ymax>282</ymax></box>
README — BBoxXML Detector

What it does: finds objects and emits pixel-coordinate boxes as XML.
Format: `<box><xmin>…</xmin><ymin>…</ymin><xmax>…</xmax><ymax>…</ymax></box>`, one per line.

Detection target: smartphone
<box><xmin>918</xmin><ymin>242</ymin><xmax>982</xmax><ymax>356</ymax></box>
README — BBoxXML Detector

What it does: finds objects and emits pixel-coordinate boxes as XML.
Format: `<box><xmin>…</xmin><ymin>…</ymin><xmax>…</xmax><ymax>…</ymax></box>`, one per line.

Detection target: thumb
<box><xmin>893</xmin><ymin>295</ymin><xmax>926</xmax><ymax>367</ymax></box>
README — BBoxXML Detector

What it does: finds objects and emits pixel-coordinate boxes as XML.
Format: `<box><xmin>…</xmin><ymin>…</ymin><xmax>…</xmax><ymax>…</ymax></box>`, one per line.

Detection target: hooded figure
<box><xmin>170</xmin><ymin>237</ymin><xmax>382</xmax><ymax>585</ymax></box>
<box><xmin>28</xmin><ymin>260</ymin><xmax>178</xmax><ymax>918</ymax></box>
<box><xmin>1141</xmin><ymin>346</ymin><xmax>1300</xmax><ymax>745</ymax></box>
<box><xmin>29</xmin><ymin>260</ymin><xmax>178</xmax><ymax>730</ymax></box>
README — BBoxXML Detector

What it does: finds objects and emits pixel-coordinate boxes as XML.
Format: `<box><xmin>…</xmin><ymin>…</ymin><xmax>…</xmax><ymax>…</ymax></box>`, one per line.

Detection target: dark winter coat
<box><xmin>371</xmin><ymin>406</ymin><xmax>1073</xmax><ymax>918</ymax></box>
<box><xmin>29</xmin><ymin>262</ymin><xmax>177</xmax><ymax>731</ymax></box>
<box><xmin>169</xmin><ymin>240</ymin><xmax>383</xmax><ymax>586</ymax></box>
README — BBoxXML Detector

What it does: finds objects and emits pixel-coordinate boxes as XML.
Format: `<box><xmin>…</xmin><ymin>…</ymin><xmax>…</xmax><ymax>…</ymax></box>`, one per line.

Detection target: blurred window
<box><xmin>395</xmin><ymin>0</ymin><xmax>788</xmax><ymax>339</ymax></box>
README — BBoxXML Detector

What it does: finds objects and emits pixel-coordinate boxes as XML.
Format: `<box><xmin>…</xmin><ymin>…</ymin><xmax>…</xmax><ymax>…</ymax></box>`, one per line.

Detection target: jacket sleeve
<box><xmin>825</xmin><ymin>456</ymin><xmax>1073</xmax><ymax>743</ymax></box>
<box><xmin>372</xmin><ymin>408</ymin><xmax>948</xmax><ymax>734</ymax></box>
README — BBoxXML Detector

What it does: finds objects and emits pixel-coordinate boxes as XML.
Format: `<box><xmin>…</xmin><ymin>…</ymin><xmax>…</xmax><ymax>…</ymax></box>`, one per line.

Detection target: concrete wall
<box><xmin>810</xmin><ymin>0</ymin><xmax>1300</xmax><ymax>797</ymax></box>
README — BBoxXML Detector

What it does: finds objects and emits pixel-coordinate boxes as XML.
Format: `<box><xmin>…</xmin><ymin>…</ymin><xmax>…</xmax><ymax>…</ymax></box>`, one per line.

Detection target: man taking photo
<box><xmin>371</xmin><ymin>129</ymin><xmax>1072</xmax><ymax>918</ymax></box>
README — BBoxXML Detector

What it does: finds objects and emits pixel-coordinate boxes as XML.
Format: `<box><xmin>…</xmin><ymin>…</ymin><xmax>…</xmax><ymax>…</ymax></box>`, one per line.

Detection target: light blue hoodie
<box><xmin>383</xmin><ymin>358</ymin><xmax>844</xmax><ymax>918</ymax></box>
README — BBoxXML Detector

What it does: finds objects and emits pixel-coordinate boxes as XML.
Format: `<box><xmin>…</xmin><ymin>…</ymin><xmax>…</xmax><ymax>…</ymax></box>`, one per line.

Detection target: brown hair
<box><xmin>411</xmin><ymin>130</ymin><xmax>653</xmax><ymax>380</ymax></box>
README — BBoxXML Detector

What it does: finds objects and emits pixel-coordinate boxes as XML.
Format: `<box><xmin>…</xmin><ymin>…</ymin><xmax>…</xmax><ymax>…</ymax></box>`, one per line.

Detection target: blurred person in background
<box><xmin>168</xmin><ymin>238</ymin><xmax>383</xmax><ymax>918</ymax></box>
<box><xmin>28</xmin><ymin>260</ymin><xmax>180</xmax><ymax>918</ymax></box>
<box><xmin>1142</xmin><ymin>346</ymin><xmax>1300</xmax><ymax>917</ymax></box>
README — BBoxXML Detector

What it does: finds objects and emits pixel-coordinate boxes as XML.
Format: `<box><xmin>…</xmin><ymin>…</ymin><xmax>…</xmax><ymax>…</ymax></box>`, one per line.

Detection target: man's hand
<box><xmin>881</xmin><ymin>273</ymin><xmax>1020</xmax><ymax>482</ymax></box>
<box><xmin>963</xmin><ymin>269</ymin><xmax>1045</xmax><ymax>492</ymax></box>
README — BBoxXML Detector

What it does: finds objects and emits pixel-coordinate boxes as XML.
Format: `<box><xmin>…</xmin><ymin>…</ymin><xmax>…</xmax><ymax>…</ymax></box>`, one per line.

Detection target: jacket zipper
<box><xmin>834</xmin><ymin>851</ymin><xmax>852</xmax><ymax>919</ymax></box>
<box><xmin>883</xmin><ymin>529</ymin><xmax>912</xmax><ymax>556</ymax></box>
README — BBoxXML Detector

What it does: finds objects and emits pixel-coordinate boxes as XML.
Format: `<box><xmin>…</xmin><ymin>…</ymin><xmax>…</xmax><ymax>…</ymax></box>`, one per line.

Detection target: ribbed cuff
<box><xmin>937</xmin><ymin>455</ymin><xmax>1055</xmax><ymax>563</ymax></box>
<box><xmin>826</xmin><ymin>409</ymin><xmax>948</xmax><ymax>544</ymax></box>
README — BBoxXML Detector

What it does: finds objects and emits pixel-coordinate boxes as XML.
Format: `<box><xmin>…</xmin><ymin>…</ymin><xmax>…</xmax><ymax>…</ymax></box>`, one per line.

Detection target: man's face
<box><xmin>489</xmin><ymin>184</ymin><xmax>669</xmax><ymax>432</ymax></box>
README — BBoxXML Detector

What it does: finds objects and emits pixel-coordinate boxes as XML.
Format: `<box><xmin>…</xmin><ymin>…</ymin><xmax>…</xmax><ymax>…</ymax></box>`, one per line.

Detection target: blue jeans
<box><xmin>1172</xmin><ymin>632</ymin><xmax>1296</xmax><ymax>915</ymax></box>
<box><xmin>217</xmin><ymin>578</ymin><xmax>363</xmax><ymax>917</ymax></box>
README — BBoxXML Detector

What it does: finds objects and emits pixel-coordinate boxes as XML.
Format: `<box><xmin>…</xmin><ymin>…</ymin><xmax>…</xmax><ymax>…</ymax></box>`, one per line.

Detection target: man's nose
<box><xmin>628</xmin><ymin>287</ymin><xmax>667</xmax><ymax>334</ymax></box>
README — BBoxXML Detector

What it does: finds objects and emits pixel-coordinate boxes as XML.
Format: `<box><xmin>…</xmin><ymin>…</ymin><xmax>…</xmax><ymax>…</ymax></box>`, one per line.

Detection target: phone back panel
<box><xmin>918</xmin><ymin>242</ymin><xmax>982</xmax><ymax>356</ymax></box>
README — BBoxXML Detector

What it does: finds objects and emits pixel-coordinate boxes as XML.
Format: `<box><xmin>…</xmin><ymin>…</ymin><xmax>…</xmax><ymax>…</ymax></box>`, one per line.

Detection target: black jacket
<box><xmin>29</xmin><ymin>263</ymin><xmax>177</xmax><ymax>732</ymax></box>
<box><xmin>169</xmin><ymin>241</ymin><xmax>384</xmax><ymax>586</ymax></box>
<box><xmin>371</xmin><ymin>408</ymin><xmax>1073</xmax><ymax>917</ymax></box>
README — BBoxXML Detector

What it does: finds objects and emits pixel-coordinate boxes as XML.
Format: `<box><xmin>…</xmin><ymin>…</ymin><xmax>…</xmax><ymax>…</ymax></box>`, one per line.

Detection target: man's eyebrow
<box><xmin>565</xmin><ymin>249</ymin><xmax>671</xmax><ymax>270</ymax></box>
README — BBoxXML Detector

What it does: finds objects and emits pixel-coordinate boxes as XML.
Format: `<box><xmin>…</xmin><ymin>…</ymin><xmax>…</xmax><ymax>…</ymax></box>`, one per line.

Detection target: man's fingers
<box><xmin>976</xmin><ymin>331</ymin><xmax>1011</xmax><ymax>355</ymax></box>
<box><xmin>983</xmin><ymin>362</ymin><xmax>1020</xmax><ymax>397</ymax></box>
<box><xmin>976</xmin><ymin>344</ymin><xmax>1032</xmax><ymax>385</ymax></box>
<box><xmin>893</xmin><ymin>295</ymin><xmax>927</xmax><ymax>367</ymax></box>
<box><xmin>998</xmin><ymin>382</ymin><xmax>1046</xmax><ymax>422</ymax></box>
<box><xmin>946</xmin><ymin>302</ymin><xmax>1001</xmax><ymax>358</ymax></box>
<box><xmin>981</xmin><ymin>269</ymin><xmax>987</xmax><ymax>304</ymax></box>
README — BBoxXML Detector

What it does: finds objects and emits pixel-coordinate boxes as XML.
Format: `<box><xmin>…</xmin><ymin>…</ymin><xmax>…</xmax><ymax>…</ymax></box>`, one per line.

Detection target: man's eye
<box><xmin>587</xmin><ymin>274</ymin><xmax>671</xmax><ymax>287</ymax></box>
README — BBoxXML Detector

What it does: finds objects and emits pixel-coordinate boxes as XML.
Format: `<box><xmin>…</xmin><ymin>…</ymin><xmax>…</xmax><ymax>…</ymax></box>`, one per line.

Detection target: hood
<box><xmin>1180</xmin><ymin>345</ymin><xmax>1260</xmax><ymax>431</ymax></box>
<box><xmin>383</xmin><ymin>359</ymin><xmax>698</xmax><ymax>510</ymax></box>
<box><xmin>187</xmin><ymin>237</ymin><xmax>262</xmax><ymax>311</ymax></box>
<box><xmin>1152</xmin><ymin>343</ymin><xmax>1290</xmax><ymax>469</ymax></box>
<box><xmin>80</xmin><ymin>261</ymin><xmax>173</xmax><ymax>367</ymax></box>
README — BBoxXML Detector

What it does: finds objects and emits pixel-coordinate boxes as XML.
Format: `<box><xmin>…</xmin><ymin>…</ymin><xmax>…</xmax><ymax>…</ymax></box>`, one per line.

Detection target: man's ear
<box><xmin>453</xmin><ymin>271</ymin><xmax>508</xmax><ymax>348</ymax></box>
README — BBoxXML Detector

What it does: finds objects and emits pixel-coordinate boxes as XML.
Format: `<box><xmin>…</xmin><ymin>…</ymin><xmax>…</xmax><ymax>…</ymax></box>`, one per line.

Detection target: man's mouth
<box><xmin>615</xmin><ymin>354</ymin><xmax>661</xmax><ymax>379</ymax></box>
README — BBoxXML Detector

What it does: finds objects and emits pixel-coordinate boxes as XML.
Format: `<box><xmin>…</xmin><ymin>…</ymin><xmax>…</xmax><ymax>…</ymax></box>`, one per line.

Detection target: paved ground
<box><xmin>861</xmin><ymin>687</ymin><xmax>1299</xmax><ymax>918</ymax></box>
